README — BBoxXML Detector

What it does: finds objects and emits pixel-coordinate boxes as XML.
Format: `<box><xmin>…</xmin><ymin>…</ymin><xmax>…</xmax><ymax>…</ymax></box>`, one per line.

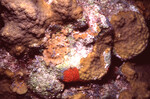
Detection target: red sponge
<box><xmin>63</xmin><ymin>67</ymin><xmax>80</xmax><ymax>82</ymax></box>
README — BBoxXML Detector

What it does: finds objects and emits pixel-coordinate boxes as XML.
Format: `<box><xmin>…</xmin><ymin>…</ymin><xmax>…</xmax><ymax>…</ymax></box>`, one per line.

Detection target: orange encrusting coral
<box><xmin>63</xmin><ymin>67</ymin><xmax>80</xmax><ymax>82</ymax></box>
<box><xmin>43</xmin><ymin>33</ymin><xmax>70</xmax><ymax>66</ymax></box>
<box><xmin>73</xmin><ymin>29</ymin><xmax>99</xmax><ymax>40</ymax></box>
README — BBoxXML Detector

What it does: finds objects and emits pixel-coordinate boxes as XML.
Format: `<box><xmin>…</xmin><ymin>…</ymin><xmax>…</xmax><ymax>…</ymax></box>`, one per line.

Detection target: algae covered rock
<box><xmin>111</xmin><ymin>11</ymin><xmax>149</xmax><ymax>60</ymax></box>
<box><xmin>42</xmin><ymin>0</ymin><xmax>149</xmax><ymax>82</ymax></box>
<box><xmin>28</xmin><ymin>56</ymin><xmax>64</xmax><ymax>98</ymax></box>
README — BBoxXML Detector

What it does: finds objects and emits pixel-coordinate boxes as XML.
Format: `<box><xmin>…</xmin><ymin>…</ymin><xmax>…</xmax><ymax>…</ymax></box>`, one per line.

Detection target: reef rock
<box><xmin>0</xmin><ymin>0</ymin><xmax>83</xmax><ymax>56</ymax></box>
<box><xmin>28</xmin><ymin>56</ymin><xmax>64</xmax><ymax>98</ymax></box>
<box><xmin>43</xmin><ymin>0</ymin><xmax>148</xmax><ymax>81</ymax></box>
<box><xmin>111</xmin><ymin>11</ymin><xmax>149</xmax><ymax>60</ymax></box>
<box><xmin>79</xmin><ymin>32</ymin><xmax>112</xmax><ymax>81</ymax></box>
<box><xmin>43</xmin><ymin>0</ymin><xmax>112</xmax><ymax>81</ymax></box>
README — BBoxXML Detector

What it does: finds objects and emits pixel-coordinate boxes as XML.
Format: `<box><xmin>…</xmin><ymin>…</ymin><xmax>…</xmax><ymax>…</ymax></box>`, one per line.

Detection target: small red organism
<box><xmin>63</xmin><ymin>67</ymin><xmax>80</xmax><ymax>82</ymax></box>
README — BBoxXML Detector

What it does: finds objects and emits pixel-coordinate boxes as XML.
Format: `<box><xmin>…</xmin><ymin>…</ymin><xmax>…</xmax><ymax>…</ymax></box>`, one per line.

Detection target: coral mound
<box><xmin>111</xmin><ymin>11</ymin><xmax>149</xmax><ymax>60</ymax></box>
<box><xmin>51</xmin><ymin>0</ymin><xmax>83</xmax><ymax>22</ymax></box>
<box><xmin>0</xmin><ymin>0</ymin><xmax>83</xmax><ymax>56</ymax></box>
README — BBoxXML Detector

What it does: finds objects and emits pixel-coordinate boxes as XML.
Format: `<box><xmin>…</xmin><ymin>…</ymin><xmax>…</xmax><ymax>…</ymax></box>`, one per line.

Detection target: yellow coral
<box><xmin>10</xmin><ymin>80</ymin><xmax>28</xmax><ymax>95</ymax></box>
<box><xmin>79</xmin><ymin>44</ymin><xmax>111</xmax><ymax>80</ymax></box>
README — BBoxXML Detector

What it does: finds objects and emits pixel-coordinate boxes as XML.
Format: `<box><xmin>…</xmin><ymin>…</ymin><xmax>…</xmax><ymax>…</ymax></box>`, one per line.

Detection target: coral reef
<box><xmin>0</xmin><ymin>0</ymin><xmax>150</xmax><ymax>99</ymax></box>
<box><xmin>43</xmin><ymin>32</ymin><xmax>70</xmax><ymax>66</ymax></box>
<box><xmin>0</xmin><ymin>0</ymin><xmax>83</xmax><ymax>56</ymax></box>
<box><xmin>111</xmin><ymin>11</ymin><xmax>149</xmax><ymax>60</ymax></box>
<box><xmin>0</xmin><ymin>49</ymin><xmax>20</xmax><ymax>72</ymax></box>
<box><xmin>0</xmin><ymin>79</ymin><xmax>13</xmax><ymax>98</ymax></box>
<box><xmin>79</xmin><ymin>43</ymin><xmax>111</xmax><ymax>81</ymax></box>
<box><xmin>43</xmin><ymin>0</ymin><xmax>113</xmax><ymax>81</ymax></box>
<box><xmin>133</xmin><ymin>0</ymin><xmax>150</xmax><ymax>32</ymax></box>
<box><xmin>67</xmin><ymin>92</ymin><xmax>87</xmax><ymax>99</ymax></box>
<box><xmin>51</xmin><ymin>0</ymin><xmax>83</xmax><ymax>22</ymax></box>
<box><xmin>42</xmin><ymin>0</ymin><xmax>149</xmax><ymax>83</ymax></box>
<box><xmin>0</xmin><ymin>0</ymin><xmax>47</xmax><ymax>56</ymax></box>
<box><xmin>133</xmin><ymin>0</ymin><xmax>150</xmax><ymax>22</ymax></box>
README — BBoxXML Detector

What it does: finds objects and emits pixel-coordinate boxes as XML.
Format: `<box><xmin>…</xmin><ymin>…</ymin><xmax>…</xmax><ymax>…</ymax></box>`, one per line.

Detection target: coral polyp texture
<box><xmin>0</xmin><ymin>0</ymin><xmax>83</xmax><ymax>56</ymax></box>
<box><xmin>111</xmin><ymin>11</ymin><xmax>149</xmax><ymax>60</ymax></box>
<box><xmin>51</xmin><ymin>0</ymin><xmax>83</xmax><ymax>21</ymax></box>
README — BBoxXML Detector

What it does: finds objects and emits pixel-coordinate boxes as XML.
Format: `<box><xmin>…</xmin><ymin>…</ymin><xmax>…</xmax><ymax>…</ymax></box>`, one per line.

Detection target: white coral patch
<box><xmin>83</xmin><ymin>4</ymin><xmax>109</xmax><ymax>32</ymax></box>
<box><xmin>103</xmin><ymin>48</ymin><xmax>111</xmax><ymax>69</ymax></box>
<box><xmin>46</xmin><ymin>0</ymin><xmax>53</xmax><ymax>4</ymax></box>
<box><xmin>99</xmin><ymin>14</ymin><xmax>109</xmax><ymax>28</ymax></box>
<box><xmin>56</xmin><ymin>41</ymin><xmax>93</xmax><ymax>69</ymax></box>
<box><xmin>129</xmin><ymin>5</ymin><xmax>139</xmax><ymax>13</ymax></box>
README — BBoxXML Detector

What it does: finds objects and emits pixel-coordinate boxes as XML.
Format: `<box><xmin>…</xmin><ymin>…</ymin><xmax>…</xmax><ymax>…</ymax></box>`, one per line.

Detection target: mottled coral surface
<box><xmin>0</xmin><ymin>0</ymin><xmax>150</xmax><ymax>99</ymax></box>
<box><xmin>111</xmin><ymin>11</ymin><xmax>149</xmax><ymax>60</ymax></box>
